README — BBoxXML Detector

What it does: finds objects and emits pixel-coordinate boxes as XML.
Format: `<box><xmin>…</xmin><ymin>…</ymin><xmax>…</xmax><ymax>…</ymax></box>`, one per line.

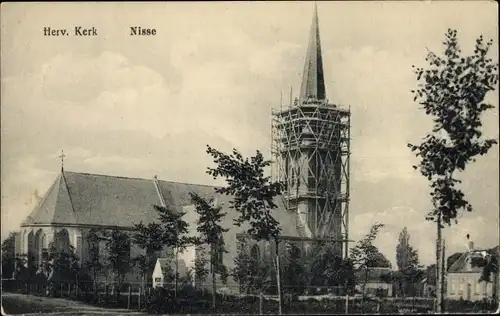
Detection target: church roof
<box><xmin>299</xmin><ymin>3</ymin><xmax>326</xmax><ymax>102</ymax></box>
<box><xmin>21</xmin><ymin>170</ymin><xmax>302</xmax><ymax>237</ymax></box>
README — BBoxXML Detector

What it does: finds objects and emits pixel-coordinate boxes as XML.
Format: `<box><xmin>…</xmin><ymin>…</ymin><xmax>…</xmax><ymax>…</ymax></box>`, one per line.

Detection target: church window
<box><xmin>265</xmin><ymin>243</ymin><xmax>272</xmax><ymax>257</ymax></box>
<box><xmin>250</xmin><ymin>244</ymin><xmax>260</xmax><ymax>262</ymax></box>
<box><xmin>55</xmin><ymin>229</ymin><xmax>70</xmax><ymax>253</ymax></box>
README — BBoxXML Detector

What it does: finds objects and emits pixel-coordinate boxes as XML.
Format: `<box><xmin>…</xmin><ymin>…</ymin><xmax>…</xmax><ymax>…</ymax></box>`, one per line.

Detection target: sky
<box><xmin>1</xmin><ymin>1</ymin><xmax>498</xmax><ymax>267</ymax></box>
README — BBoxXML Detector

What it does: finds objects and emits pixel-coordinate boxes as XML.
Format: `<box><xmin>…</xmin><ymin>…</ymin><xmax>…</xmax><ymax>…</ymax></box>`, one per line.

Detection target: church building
<box><xmin>15</xmin><ymin>4</ymin><xmax>350</xmax><ymax>291</ymax></box>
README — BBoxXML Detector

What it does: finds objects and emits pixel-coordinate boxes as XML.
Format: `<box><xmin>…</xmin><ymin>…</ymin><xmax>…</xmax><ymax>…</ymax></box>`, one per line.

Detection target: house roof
<box><xmin>355</xmin><ymin>267</ymin><xmax>393</xmax><ymax>283</ymax></box>
<box><xmin>21</xmin><ymin>170</ymin><xmax>302</xmax><ymax>237</ymax></box>
<box><xmin>448</xmin><ymin>245</ymin><xmax>499</xmax><ymax>273</ymax></box>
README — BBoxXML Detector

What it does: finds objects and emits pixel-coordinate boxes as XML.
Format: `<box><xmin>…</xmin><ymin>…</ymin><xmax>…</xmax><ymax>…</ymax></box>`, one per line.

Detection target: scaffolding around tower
<box><xmin>271</xmin><ymin>96</ymin><xmax>351</xmax><ymax>258</ymax></box>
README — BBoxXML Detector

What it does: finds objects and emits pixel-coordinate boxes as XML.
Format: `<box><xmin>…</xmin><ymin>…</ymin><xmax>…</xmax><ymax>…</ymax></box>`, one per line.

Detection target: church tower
<box><xmin>271</xmin><ymin>4</ymin><xmax>351</xmax><ymax>258</ymax></box>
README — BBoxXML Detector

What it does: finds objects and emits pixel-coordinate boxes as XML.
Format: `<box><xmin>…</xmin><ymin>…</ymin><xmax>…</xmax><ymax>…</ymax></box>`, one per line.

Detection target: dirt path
<box><xmin>1</xmin><ymin>293</ymin><xmax>146</xmax><ymax>315</ymax></box>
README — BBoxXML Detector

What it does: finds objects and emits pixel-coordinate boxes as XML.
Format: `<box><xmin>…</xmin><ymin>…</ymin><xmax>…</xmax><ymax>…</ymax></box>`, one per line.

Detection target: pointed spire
<box><xmin>299</xmin><ymin>3</ymin><xmax>326</xmax><ymax>102</ymax></box>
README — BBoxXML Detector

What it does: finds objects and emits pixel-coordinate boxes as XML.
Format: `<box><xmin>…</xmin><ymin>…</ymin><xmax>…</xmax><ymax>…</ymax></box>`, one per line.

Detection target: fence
<box><xmin>2</xmin><ymin>278</ymin><xmax>497</xmax><ymax>314</ymax></box>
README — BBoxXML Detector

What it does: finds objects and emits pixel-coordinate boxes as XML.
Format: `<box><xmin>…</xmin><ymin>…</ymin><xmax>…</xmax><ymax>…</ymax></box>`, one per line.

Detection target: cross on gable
<box><xmin>59</xmin><ymin>150</ymin><xmax>66</xmax><ymax>171</ymax></box>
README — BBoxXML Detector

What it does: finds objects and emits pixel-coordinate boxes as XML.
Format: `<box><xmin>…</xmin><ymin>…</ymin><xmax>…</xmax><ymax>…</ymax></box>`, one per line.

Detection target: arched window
<box><xmin>34</xmin><ymin>229</ymin><xmax>43</xmax><ymax>268</ymax></box>
<box><xmin>27</xmin><ymin>231</ymin><xmax>35</xmax><ymax>266</ymax></box>
<box><xmin>304</xmin><ymin>244</ymin><xmax>311</xmax><ymax>256</ymax></box>
<box><xmin>265</xmin><ymin>243</ymin><xmax>272</xmax><ymax>257</ymax></box>
<box><xmin>55</xmin><ymin>229</ymin><xmax>70</xmax><ymax>253</ymax></box>
<box><xmin>250</xmin><ymin>244</ymin><xmax>260</xmax><ymax>263</ymax></box>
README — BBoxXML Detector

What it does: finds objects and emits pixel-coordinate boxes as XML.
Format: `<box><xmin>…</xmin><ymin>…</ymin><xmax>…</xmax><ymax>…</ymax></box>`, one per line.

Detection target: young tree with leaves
<box><xmin>479</xmin><ymin>247</ymin><xmax>499</xmax><ymax>299</ymax></box>
<box><xmin>103</xmin><ymin>228</ymin><xmax>132</xmax><ymax>302</ymax></box>
<box><xmin>307</xmin><ymin>242</ymin><xmax>355</xmax><ymax>295</ymax></box>
<box><xmin>396</xmin><ymin>227</ymin><xmax>424</xmax><ymax>296</ymax></box>
<box><xmin>206</xmin><ymin>146</ymin><xmax>285</xmax><ymax>314</ymax></box>
<box><xmin>350</xmin><ymin>223</ymin><xmax>385</xmax><ymax>297</ymax></box>
<box><xmin>190</xmin><ymin>192</ymin><xmax>229</xmax><ymax>309</ymax></box>
<box><xmin>281</xmin><ymin>243</ymin><xmax>307</xmax><ymax>296</ymax></box>
<box><xmin>154</xmin><ymin>205</ymin><xmax>196</xmax><ymax>298</ymax></box>
<box><xmin>85</xmin><ymin>228</ymin><xmax>104</xmax><ymax>300</ymax></box>
<box><xmin>1</xmin><ymin>232</ymin><xmax>16</xmax><ymax>279</ymax></box>
<box><xmin>132</xmin><ymin>221</ymin><xmax>165</xmax><ymax>294</ymax></box>
<box><xmin>409</xmin><ymin>29</ymin><xmax>498</xmax><ymax>311</ymax></box>
<box><xmin>193</xmin><ymin>246</ymin><xmax>209</xmax><ymax>289</ymax></box>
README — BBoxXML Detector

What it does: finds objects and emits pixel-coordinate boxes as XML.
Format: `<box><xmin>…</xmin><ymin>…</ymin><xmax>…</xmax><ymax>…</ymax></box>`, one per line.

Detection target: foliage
<box><xmin>350</xmin><ymin>223</ymin><xmax>386</xmax><ymax>294</ymax></box>
<box><xmin>408</xmin><ymin>29</ymin><xmax>498</xmax><ymax>226</ymax></box>
<box><xmin>103</xmin><ymin>228</ymin><xmax>131</xmax><ymax>288</ymax></box>
<box><xmin>153</xmin><ymin>204</ymin><xmax>196</xmax><ymax>296</ymax></box>
<box><xmin>154</xmin><ymin>205</ymin><xmax>196</xmax><ymax>251</ymax></box>
<box><xmin>191</xmin><ymin>192</ymin><xmax>229</xmax><ymax>278</ymax></box>
<box><xmin>231</xmin><ymin>238</ymin><xmax>274</xmax><ymax>295</ymax></box>
<box><xmin>281</xmin><ymin>243</ymin><xmax>307</xmax><ymax>295</ymax></box>
<box><xmin>1</xmin><ymin>232</ymin><xmax>16</xmax><ymax>278</ymax></box>
<box><xmin>367</xmin><ymin>250</ymin><xmax>392</xmax><ymax>268</ymax></box>
<box><xmin>132</xmin><ymin>221</ymin><xmax>165</xmax><ymax>285</ymax></box>
<box><xmin>191</xmin><ymin>192</ymin><xmax>229</xmax><ymax>308</ymax></box>
<box><xmin>206</xmin><ymin>145</ymin><xmax>285</xmax><ymax>310</ymax></box>
<box><xmin>479</xmin><ymin>247</ymin><xmax>499</xmax><ymax>283</ymax></box>
<box><xmin>193</xmin><ymin>247</ymin><xmax>209</xmax><ymax>287</ymax></box>
<box><xmin>12</xmin><ymin>254</ymin><xmax>28</xmax><ymax>282</ymax></box>
<box><xmin>425</xmin><ymin>264</ymin><xmax>437</xmax><ymax>286</ymax></box>
<box><xmin>206</xmin><ymin>146</ymin><xmax>284</xmax><ymax>241</ymax></box>
<box><xmin>84</xmin><ymin>228</ymin><xmax>104</xmax><ymax>285</ymax></box>
<box><xmin>350</xmin><ymin>223</ymin><xmax>385</xmax><ymax>269</ymax></box>
<box><xmin>395</xmin><ymin>227</ymin><xmax>424</xmax><ymax>296</ymax></box>
<box><xmin>307</xmin><ymin>242</ymin><xmax>355</xmax><ymax>292</ymax></box>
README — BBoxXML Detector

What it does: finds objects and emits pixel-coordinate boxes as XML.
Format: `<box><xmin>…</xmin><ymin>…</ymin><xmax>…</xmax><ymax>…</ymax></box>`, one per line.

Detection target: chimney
<box><xmin>468</xmin><ymin>241</ymin><xmax>474</xmax><ymax>252</ymax></box>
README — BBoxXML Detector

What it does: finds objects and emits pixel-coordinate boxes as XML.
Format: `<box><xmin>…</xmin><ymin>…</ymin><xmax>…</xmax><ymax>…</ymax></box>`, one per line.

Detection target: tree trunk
<box><xmin>436</xmin><ymin>214</ymin><xmax>444</xmax><ymax>313</ymax></box>
<box><xmin>274</xmin><ymin>238</ymin><xmax>283</xmax><ymax>315</ymax></box>
<box><xmin>211</xmin><ymin>246</ymin><xmax>216</xmax><ymax>310</ymax></box>
<box><xmin>175</xmin><ymin>247</ymin><xmax>178</xmax><ymax>298</ymax></box>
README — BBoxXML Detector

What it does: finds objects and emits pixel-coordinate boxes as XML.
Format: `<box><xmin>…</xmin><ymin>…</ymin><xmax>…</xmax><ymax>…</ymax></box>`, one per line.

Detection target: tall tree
<box><xmin>103</xmin><ymin>228</ymin><xmax>132</xmax><ymax>302</ymax></box>
<box><xmin>409</xmin><ymin>29</ymin><xmax>498</xmax><ymax>311</ymax></box>
<box><xmin>85</xmin><ymin>228</ymin><xmax>104</xmax><ymax>300</ymax></box>
<box><xmin>349</xmin><ymin>223</ymin><xmax>385</xmax><ymax>297</ymax></box>
<box><xmin>367</xmin><ymin>249</ymin><xmax>392</xmax><ymax>268</ymax></box>
<box><xmin>190</xmin><ymin>192</ymin><xmax>229</xmax><ymax>309</ymax></box>
<box><xmin>308</xmin><ymin>242</ymin><xmax>355</xmax><ymax>294</ymax></box>
<box><xmin>193</xmin><ymin>246</ymin><xmax>209</xmax><ymax>289</ymax></box>
<box><xmin>396</xmin><ymin>227</ymin><xmax>424</xmax><ymax>296</ymax></box>
<box><xmin>281</xmin><ymin>243</ymin><xmax>307</xmax><ymax>296</ymax></box>
<box><xmin>154</xmin><ymin>204</ymin><xmax>196</xmax><ymax>297</ymax></box>
<box><xmin>132</xmin><ymin>222</ymin><xmax>164</xmax><ymax>293</ymax></box>
<box><xmin>396</xmin><ymin>227</ymin><xmax>411</xmax><ymax>271</ymax></box>
<box><xmin>1</xmin><ymin>232</ymin><xmax>16</xmax><ymax>278</ymax></box>
<box><xmin>206</xmin><ymin>146</ymin><xmax>285</xmax><ymax>314</ymax></box>
<box><xmin>479</xmin><ymin>247</ymin><xmax>499</xmax><ymax>299</ymax></box>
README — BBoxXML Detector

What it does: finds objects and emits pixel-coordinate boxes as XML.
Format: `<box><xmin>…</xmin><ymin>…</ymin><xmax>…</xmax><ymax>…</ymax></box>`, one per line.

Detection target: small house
<box><xmin>355</xmin><ymin>267</ymin><xmax>394</xmax><ymax>297</ymax></box>
<box><xmin>152</xmin><ymin>257</ymin><xmax>189</xmax><ymax>289</ymax></box>
<box><xmin>446</xmin><ymin>241</ymin><xmax>499</xmax><ymax>301</ymax></box>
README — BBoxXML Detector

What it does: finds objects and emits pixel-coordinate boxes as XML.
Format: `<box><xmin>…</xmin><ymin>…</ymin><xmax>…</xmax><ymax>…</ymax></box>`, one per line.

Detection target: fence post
<box><xmin>138</xmin><ymin>287</ymin><xmax>142</xmax><ymax>310</ymax></box>
<box><xmin>68</xmin><ymin>283</ymin><xmax>71</xmax><ymax>298</ymax></box>
<box><xmin>127</xmin><ymin>286</ymin><xmax>131</xmax><ymax>310</ymax></box>
<box><xmin>345</xmin><ymin>293</ymin><xmax>349</xmax><ymax>315</ymax></box>
<box><xmin>259</xmin><ymin>291</ymin><xmax>263</xmax><ymax>314</ymax></box>
<box><xmin>105</xmin><ymin>284</ymin><xmax>109</xmax><ymax>304</ymax></box>
<box><xmin>60</xmin><ymin>283</ymin><xmax>63</xmax><ymax>297</ymax></box>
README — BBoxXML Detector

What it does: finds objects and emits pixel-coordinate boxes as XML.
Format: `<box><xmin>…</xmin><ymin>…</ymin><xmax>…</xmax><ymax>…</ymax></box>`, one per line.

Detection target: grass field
<box><xmin>1</xmin><ymin>293</ymin><xmax>146</xmax><ymax>315</ymax></box>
